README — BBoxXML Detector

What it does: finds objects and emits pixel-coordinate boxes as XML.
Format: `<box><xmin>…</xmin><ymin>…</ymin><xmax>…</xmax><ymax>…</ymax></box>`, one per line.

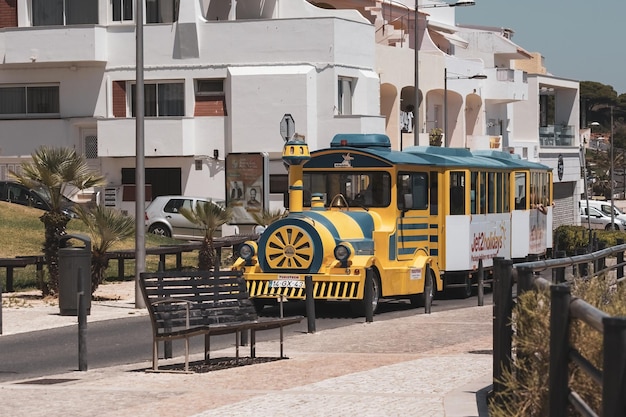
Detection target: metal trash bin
<box><xmin>58</xmin><ymin>234</ymin><xmax>92</xmax><ymax>316</ymax></box>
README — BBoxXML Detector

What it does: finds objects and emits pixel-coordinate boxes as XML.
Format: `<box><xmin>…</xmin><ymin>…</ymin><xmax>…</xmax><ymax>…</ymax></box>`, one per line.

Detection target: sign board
<box><xmin>280</xmin><ymin>114</ymin><xmax>295</xmax><ymax>141</ymax></box>
<box><xmin>225</xmin><ymin>153</ymin><xmax>269</xmax><ymax>225</ymax></box>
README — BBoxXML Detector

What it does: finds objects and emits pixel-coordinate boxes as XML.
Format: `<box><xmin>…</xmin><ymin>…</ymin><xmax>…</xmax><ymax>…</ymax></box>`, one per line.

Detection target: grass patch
<box><xmin>0</xmin><ymin>201</ymin><xmax>234</xmax><ymax>291</ymax></box>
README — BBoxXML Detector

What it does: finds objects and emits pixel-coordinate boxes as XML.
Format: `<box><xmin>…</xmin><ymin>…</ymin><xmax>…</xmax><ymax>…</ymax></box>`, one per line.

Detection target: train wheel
<box><xmin>252</xmin><ymin>298</ymin><xmax>268</xmax><ymax>314</ymax></box>
<box><xmin>350</xmin><ymin>272</ymin><xmax>380</xmax><ymax>317</ymax></box>
<box><xmin>410</xmin><ymin>271</ymin><xmax>434</xmax><ymax>308</ymax></box>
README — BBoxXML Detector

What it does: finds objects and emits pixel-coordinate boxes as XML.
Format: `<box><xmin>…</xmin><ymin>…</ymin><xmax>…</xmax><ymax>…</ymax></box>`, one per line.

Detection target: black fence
<box><xmin>493</xmin><ymin>243</ymin><xmax>626</xmax><ymax>417</ymax></box>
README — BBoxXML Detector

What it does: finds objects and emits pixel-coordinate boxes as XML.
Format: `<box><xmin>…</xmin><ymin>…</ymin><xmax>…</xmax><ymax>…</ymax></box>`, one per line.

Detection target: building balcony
<box><xmin>96</xmin><ymin>117</ymin><xmax>226</xmax><ymax>158</ymax></box>
<box><xmin>539</xmin><ymin>125</ymin><xmax>575</xmax><ymax>147</ymax></box>
<box><xmin>466</xmin><ymin>135</ymin><xmax>502</xmax><ymax>151</ymax></box>
<box><xmin>2</xmin><ymin>26</ymin><xmax>108</xmax><ymax>65</ymax></box>
<box><xmin>481</xmin><ymin>68</ymin><xmax>528</xmax><ymax>103</ymax></box>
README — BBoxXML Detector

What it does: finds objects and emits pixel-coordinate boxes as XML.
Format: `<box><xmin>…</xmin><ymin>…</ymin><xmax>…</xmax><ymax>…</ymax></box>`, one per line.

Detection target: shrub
<box><xmin>554</xmin><ymin>225</ymin><xmax>625</xmax><ymax>255</ymax></box>
<box><xmin>489</xmin><ymin>275</ymin><xmax>626</xmax><ymax>416</ymax></box>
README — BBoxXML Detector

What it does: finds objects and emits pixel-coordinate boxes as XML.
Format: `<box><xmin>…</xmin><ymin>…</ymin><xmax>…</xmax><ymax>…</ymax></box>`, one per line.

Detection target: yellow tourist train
<box><xmin>233</xmin><ymin>133</ymin><xmax>552</xmax><ymax>315</ymax></box>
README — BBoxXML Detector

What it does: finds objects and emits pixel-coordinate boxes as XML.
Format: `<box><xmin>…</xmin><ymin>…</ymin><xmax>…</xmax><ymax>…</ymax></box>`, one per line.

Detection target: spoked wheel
<box><xmin>350</xmin><ymin>270</ymin><xmax>381</xmax><ymax>317</ymax></box>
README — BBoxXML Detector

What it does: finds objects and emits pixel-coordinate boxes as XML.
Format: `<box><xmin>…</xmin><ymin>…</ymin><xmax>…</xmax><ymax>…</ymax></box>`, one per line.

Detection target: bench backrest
<box><xmin>140</xmin><ymin>270</ymin><xmax>258</xmax><ymax>334</ymax></box>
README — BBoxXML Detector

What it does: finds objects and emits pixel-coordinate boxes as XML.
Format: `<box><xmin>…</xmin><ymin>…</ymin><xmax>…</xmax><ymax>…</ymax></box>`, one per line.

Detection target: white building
<box><xmin>0</xmin><ymin>0</ymin><xmax>582</xmax><ymax>229</ymax></box>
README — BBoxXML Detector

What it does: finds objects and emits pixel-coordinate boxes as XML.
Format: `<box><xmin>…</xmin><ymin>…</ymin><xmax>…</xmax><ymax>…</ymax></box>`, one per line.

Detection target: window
<box><xmin>32</xmin><ymin>0</ymin><xmax>98</xmax><ymax>26</ymax></box>
<box><xmin>337</xmin><ymin>77</ymin><xmax>353</xmax><ymax>115</ymax></box>
<box><xmin>398</xmin><ymin>172</ymin><xmax>428</xmax><ymax>211</ymax></box>
<box><xmin>146</xmin><ymin>0</ymin><xmax>179</xmax><ymax>23</ymax></box>
<box><xmin>194</xmin><ymin>79</ymin><xmax>227</xmax><ymax>116</ymax></box>
<box><xmin>470</xmin><ymin>172</ymin><xmax>478</xmax><ymax>214</ymax></box>
<box><xmin>479</xmin><ymin>172</ymin><xmax>487</xmax><ymax>214</ymax></box>
<box><xmin>113</xmin><ymin>0</ymin><xmax>133</xmax><ymax>21</ymax></box>
<box><xmin>0</xmin><ymin>85</ymin><xmax>60</xmax><ymax>117</ymax></box>
<box><xmin>514</xmin><ymin>172</ymin><xmax>527</xmax><ymax>209</ymax></box>
<box><xmin>430</xmin><ymin>172</ymin><xmax>439</xmax><ymax>215</ymax></box>
<box><xmin>449</xmin><ymin>171</ymin><xmax>465</xmax><ymax>215</ymax></box>
<box><xmin>84</xmin><ymin>135</ymin><xmax>98</xmax><ymax>159</ymax></box>
<box><xmin>303</xmin><ymin>171</ymin><xmax>391</xmax><ymax>208</ymax></box>
<box><xmin>195</xmin><ymin>79</ymin><xmax>224</xmax><ymax>95</ymax></box>
<box><xmin>131</xmin><ymin>82</ymin><xmax>184</xmax><ymax>117</ymax></box>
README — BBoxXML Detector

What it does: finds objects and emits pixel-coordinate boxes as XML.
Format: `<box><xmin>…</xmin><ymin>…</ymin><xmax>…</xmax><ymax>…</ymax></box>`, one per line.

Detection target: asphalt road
<box><xmin>0</xmin><ymin>290</ymin><xmax>491</xmax><ymax>383</ymax></box>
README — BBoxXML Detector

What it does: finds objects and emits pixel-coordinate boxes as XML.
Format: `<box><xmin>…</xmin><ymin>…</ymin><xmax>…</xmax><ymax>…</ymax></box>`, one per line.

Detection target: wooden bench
<box><xmin>139</xmin><ymin>269</ymin><xmax>303</xmax><ymax>372</ymax></box>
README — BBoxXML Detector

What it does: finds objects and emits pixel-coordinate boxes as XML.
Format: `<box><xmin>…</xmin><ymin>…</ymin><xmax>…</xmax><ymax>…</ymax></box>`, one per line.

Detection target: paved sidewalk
<box><xmin>0</xmin><ymin>283</ymin><xmax>493</xmax><ymax>416</ymax></box>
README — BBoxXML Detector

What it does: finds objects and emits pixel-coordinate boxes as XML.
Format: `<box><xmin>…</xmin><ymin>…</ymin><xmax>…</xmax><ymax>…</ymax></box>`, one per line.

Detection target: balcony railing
<box><xmin>539</xmin><ymin>124</ymin><xmax>575</xmax><ymax>147</ymax></box>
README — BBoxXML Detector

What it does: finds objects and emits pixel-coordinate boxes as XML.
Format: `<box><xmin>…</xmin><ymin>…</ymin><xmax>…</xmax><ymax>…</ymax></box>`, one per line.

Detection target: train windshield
<box><xmin>303</xmin><ymin>171</ymin><xmax>391</xmax><ymax>208</ymax></box>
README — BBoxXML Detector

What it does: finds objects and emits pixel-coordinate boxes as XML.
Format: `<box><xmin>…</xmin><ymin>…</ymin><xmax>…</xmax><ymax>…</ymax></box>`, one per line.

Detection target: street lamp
<box><xmin>443</xmin><ymin>68</ymin><xmax>487</xmax><ymax>147</ymax></box>
<box><xmin>414</xmin><ymin>0</ymin><xmax>476</xmax><ymax>145</ymax></box>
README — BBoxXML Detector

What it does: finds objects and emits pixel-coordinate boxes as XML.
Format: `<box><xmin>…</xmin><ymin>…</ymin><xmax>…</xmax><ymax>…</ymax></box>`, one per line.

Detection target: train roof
<box><xmin>306</xmin><ymin>134</ymin><xmax>551</xmax><ymax>171</ymax></box>
<box><xmin>471</xmin><ymin>149</ymin><xmax>551</xmax><ymax>170</ymax></box>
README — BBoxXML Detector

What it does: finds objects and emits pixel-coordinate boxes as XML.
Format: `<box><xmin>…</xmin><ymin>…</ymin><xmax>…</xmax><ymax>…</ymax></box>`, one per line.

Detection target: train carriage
<box><xmin>233</xmin><ymin>133</ymin><xmax>552</xmax><ymax>314</ymax></box>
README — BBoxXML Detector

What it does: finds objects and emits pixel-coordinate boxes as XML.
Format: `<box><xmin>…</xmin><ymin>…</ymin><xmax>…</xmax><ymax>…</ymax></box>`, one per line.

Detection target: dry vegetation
<box><xmin>489</xmin><ymin>275</ymin><xmax>626</xmax><ymax>416</ymax></box>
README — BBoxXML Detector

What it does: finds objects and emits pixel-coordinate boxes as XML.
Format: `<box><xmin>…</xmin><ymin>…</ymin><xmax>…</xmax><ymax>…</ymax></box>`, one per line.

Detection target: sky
<box><xmin>455</xmin><ymin>0</ymin><xmax>626</xmax><ymax>95</ymax></box>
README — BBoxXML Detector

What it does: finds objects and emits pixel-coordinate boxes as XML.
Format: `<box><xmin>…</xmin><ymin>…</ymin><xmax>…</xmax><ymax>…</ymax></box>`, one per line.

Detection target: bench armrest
<box><xmin>150</xmin><ymin>298</ymin><xmax>194</xmax><ymax>329</ymax></box>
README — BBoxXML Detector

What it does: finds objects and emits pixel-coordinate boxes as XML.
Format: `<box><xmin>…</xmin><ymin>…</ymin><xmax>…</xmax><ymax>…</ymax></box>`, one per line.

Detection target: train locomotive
<box><xmin>233</xmin><ymin>133</ymin><xmax>552</xmax><ymax>315</ymax></box>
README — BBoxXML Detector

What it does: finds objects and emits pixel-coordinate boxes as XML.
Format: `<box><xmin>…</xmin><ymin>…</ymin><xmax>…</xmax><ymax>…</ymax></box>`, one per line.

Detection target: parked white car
<box><xmin>145</xmin><ymin>196</ymin><xmax>225</xmax><ymax>240</ymax></box>
<box><xmin>579</xmin><ymin>204</ymin><xmax>626</xmax><ymax>230</ymax></box>
<box><xmin>580</xmin><ymin>199</ymin><xmax>626</xmax><ymax>223</ymax></box>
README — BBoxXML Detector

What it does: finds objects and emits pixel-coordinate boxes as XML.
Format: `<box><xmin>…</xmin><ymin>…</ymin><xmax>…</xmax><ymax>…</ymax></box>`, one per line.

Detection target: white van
<box><xmin>579</xmin><ymin>202</ymin><xmax>626</xmax><ymax>230</ymax></box>
<box><xmin>580</xmin><ymin>200</ymin><xmax>626</xmax><ymax>222</ymax></box>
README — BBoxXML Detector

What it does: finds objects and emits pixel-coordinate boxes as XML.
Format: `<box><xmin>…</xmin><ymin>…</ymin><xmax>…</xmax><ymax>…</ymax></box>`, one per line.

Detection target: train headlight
<box><xmin>239</xmin><ymin>242</ymin><xmax>257</xmax><ymax>262</ymax></box>
<box><xmin>334</xmin><ymin>242</ymin><xmax>354</xmax><ymax>267</ymax></box>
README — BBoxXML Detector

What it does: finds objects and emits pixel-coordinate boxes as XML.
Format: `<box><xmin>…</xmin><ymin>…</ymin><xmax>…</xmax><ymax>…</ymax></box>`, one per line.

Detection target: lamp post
<box><xmin>610</xmin><ymin>106</ymin><xmax>615</xmax><ymax>226</ymax></box>
<box><xmin>443</xmin><ymin>68</ymin><xmax>487</xmax><ymax>147</ymax></box>
<box><xmin>135</xmin><ymin>0</ymin><xmax>146</xmax><ymax>308</ymax></box>
<box><xmin>413</xmin><ymin>0</ymin><xmax>476</xmax><ymax>145</ymax></box>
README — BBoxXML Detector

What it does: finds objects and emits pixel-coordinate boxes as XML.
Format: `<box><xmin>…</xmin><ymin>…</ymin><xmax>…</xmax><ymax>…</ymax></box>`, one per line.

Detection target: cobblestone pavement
<box><xmin>0</xmin><ymin>282</ymin><xmax>493</xmax><ymax>416</ymax></box>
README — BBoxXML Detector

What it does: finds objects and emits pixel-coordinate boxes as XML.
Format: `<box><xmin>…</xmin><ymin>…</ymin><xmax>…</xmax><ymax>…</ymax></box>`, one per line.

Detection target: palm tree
<box><xmin>179</xmin><ymin>201</ymin><xmax>232</xmax><ymax>271</ymax></box>
<box><xmin>251</xmin><ymin>208</ymin><xmax>287</xmax><ymax>233</ymax></box>
<box><xmin>74</xmin><ymin>205</ymin><xmax>135</xmax><ymax>294</ymax></box>
<box><xmin>11</xmin><ymin>146</ymin><xmax>106</xmax><ymax>295</ymax></box>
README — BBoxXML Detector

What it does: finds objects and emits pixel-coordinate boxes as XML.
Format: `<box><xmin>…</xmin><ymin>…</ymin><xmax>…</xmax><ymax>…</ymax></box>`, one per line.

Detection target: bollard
<box><xmin>424</xmin><ymin>264</ymin><xmax>432</xmax><ymax>315</ymax></box>
<box><xmin>617</xmin><ymin>239</ymin><xmax>624</xmax><ymax>280</ymax></box>
<box><xmin>0</xmin><ymin>279</ymin><xmax>3</xmax><ymax>335</ymax></box>
<box><xmin>304</xmin><ymin>275</ymin><xmax>316</xmax><ymax>333</ymax></box>
<box><xmin>77</xmin><ymin>267</ymin><xmax>88</xmax><ymax>371</ymax></box>
<box><xmin>364</xmin><ymin>268</ymin><xmax>374</xmax><ymax>322</ymax></box>
<box><xmin>477</xmin><ymin>259</ymin><xmax>484</xmax><ymax>306</ymax></box>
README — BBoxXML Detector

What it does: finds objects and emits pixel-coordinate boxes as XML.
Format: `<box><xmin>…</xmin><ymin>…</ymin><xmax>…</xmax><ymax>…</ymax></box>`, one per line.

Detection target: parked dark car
<box><xmin>0</xmin><ymin>180</ymin><xmax>78</xmax><ymax>217</ymax></box>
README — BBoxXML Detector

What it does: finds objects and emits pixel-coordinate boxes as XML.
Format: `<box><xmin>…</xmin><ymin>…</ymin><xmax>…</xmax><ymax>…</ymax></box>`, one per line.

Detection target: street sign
<box><xmin>280</xmin><ymin>114</ymin><xmax>295</xmax><ymax>141</ymax></box>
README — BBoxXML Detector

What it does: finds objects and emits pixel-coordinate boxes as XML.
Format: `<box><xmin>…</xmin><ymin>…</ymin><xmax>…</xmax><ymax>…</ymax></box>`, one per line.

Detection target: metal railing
<box><xmin>493</xmin><ymin>244</ymin><xmax>626</xmax><ymax>417</ymax></box>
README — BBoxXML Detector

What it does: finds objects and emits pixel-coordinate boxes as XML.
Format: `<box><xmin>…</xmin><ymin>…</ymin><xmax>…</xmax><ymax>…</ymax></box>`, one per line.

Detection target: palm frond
<box><xmin>75</xmin><ymin>205</ymin><xmax>135</xmax><ymax>253</ymax></box>
<box><xmin>179</xmin><ymin>200</ymin><xmax>233</xmax><ymax>238</ymax></box>
<box><xmin>251</xmin><ymin>208</ymin><xmax>287</xmax><ymax>227</ymax></box>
